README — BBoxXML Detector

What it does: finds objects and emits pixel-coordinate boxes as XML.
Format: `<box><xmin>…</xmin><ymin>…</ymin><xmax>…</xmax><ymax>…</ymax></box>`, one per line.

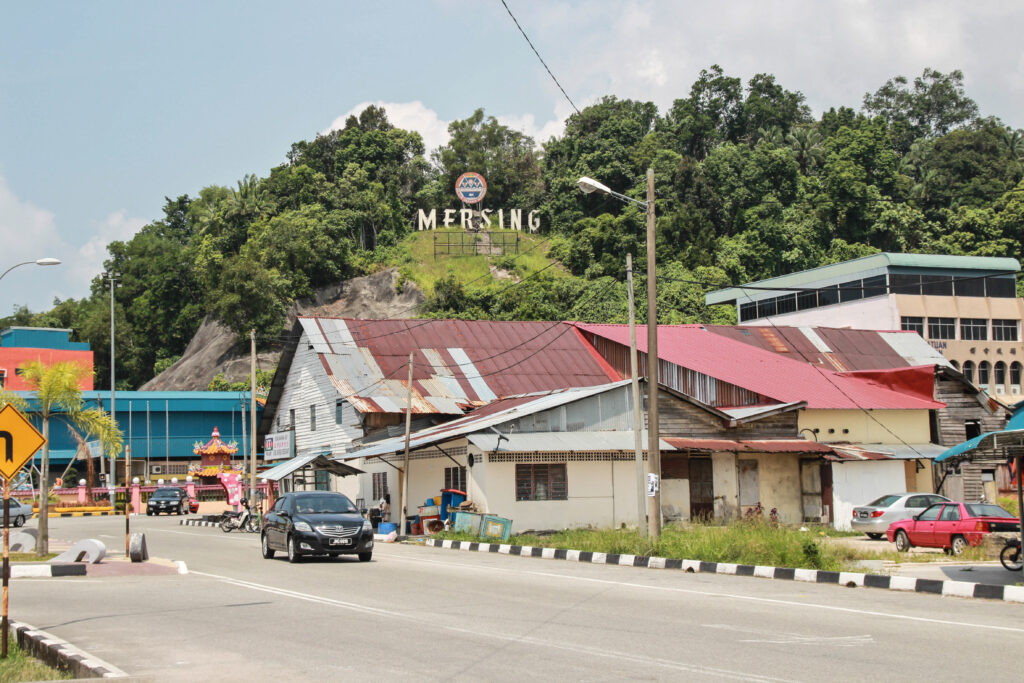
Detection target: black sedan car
<box><xmin>261</xmin><ymin>491</ymin><xmax>373</xmax><ymax>563</ymax></box>
<box><xmin>146</xmin><ymin>487</ymin><xmax>191</xmax><ymax>515</ymax></box>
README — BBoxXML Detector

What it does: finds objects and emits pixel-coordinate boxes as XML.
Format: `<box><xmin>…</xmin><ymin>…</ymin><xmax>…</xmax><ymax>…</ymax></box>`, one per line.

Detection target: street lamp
<box><xmin>0</xmin><ymin>258</ymin><xmax>61</xmax><ymax>283</ymax></box>
<box><xmin>578</xmin><ymin>169</ymin><xmax>662</xmax><ymax>540</ymax></box>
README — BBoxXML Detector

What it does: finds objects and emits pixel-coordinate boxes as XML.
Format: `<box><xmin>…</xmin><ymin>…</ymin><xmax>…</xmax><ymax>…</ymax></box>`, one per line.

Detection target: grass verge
<box><xmin>0</xmin><ymin>634</ymin><xmax>70</xmax><ymax>682</ymax></box>
<box><xmin>438</xmin><ymin>521</ymin><xmax>857</xmax><ymax>571</ymax></box>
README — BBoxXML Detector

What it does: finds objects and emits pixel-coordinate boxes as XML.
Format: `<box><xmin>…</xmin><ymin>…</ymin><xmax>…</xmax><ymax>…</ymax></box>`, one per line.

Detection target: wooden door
<box><xmin>689</xmin><ymin>458</ymin><xmax>714</xmax><ymax>520</ymax></box>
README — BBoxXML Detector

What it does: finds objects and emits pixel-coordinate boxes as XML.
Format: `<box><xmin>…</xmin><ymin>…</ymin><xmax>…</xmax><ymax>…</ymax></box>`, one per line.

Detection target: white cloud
<box><xmin>324</xmin><ymin>101</ymin><xmax>452</xmax><ymax>155</ymax></box>
<box><xmin>68</xmin><ymin>209</ymin><xmax>147</xmax><ymax>296</ymax></box>
<box><xmin>0</xmin><ymin>176</ymin><xmax>71</xmax><ymax>312</ymax></box>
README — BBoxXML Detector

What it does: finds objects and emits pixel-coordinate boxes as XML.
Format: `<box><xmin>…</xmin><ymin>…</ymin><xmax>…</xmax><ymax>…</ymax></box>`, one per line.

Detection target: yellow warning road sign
<box><xmin>0</xmin><ymin>404</ymin><xmax>46</xmax><ymax>480</ymax></box>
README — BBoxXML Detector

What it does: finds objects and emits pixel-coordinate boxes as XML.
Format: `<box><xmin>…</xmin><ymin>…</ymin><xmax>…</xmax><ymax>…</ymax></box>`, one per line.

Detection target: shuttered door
<box><xmin>689</xmin><ymin>457</ymin><xmax>713</xmax><ymax>519</ymax></box>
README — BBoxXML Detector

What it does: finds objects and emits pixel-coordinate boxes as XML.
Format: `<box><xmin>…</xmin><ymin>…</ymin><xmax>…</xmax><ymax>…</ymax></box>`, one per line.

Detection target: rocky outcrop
<box><xmin>141</xmin><ymin>269</ymin><xmax>423</xmax><ymax>390</ymax></box>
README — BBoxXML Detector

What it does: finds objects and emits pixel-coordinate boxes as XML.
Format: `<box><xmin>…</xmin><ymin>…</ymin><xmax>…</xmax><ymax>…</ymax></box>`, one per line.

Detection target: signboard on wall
<box><xmin>264</xmin><ymin>431</ymin><xmax>294</xmax><ymax>462</ymax></box>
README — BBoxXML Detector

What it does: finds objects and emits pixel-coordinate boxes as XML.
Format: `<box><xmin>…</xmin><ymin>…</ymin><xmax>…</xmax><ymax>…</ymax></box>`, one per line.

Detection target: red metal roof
<box><xmin>575</xmin><ymin>324</ymin><xmax>944</xmax><ymax>411</ymax></box>
<box><xmin>302</xmin><ymin>318</ymin><xmax>620</xmax><ymax>415</ymax></box>
<box><xmin>704</xmin><ymin>326</ymin><xmax>932</xmax><ymax>372</ymax></box>
<box><xmin>664</xmin><ymin>438</ymin><xmax>834</xmax><ymax>454</ymax></box>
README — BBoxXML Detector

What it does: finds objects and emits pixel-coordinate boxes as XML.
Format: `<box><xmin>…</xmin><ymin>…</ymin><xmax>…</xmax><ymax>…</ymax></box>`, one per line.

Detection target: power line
<box><xmin>499</xmin><ymin>0</ymin><xmax>580</xmax><ymax>116</ymax></box>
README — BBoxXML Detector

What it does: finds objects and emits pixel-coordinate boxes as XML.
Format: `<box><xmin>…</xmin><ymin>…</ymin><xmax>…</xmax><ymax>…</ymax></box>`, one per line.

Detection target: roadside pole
<box><xmin>250</xmin><ymin>329</ymin><xmax>257</xmax><ymax>503</ymax></box>
<box><xmin>400</xmin><ymin>353</ymin><xmax>414</xmax><ymax>536</ymax></box>
<box><xmin>626</xmin><ymin>253</ymin><xmax>646</xmax><ymax>534</ymax></box>
<box><xmin>124</xmin><ymin>445</ymin><xmax>131</xmax><ymax>555</ymax></box>
<box><xmin>3</xmin><ymin>476</ymin><xmax>10</xmax><ymax>658</ymax></box>
<box><xmin>645</xmin><ymin>168</ymin><xmax>662</xmax><ymax>540</ymax></box>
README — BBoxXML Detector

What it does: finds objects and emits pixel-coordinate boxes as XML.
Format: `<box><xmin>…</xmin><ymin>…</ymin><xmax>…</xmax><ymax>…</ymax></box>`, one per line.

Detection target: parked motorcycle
<box><xmin>220</xmin><ymin>498</ymin><xmax>259</xmax><ymax>533</ymax></box>
<box><xmin>1000</xmin><ymin>538</ymin><xmax>1022</xmax><ymax>571</ymax></box>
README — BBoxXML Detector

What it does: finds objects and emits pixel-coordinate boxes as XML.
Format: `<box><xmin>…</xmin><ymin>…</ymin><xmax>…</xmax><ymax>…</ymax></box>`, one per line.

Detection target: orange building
<box><xmin>0</xmin><ymin>327</ymin><xmax>94</xmax><ymax>390</ymax></box>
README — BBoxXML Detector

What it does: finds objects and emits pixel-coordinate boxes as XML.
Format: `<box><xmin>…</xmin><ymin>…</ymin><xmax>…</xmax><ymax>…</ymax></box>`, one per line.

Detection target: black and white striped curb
<box><xmin>180</xmin><ymin>519</ymin><xmax>221</xmax><ymax>527</ymax></box>
<box><xmin>425</xmin><ymin>538</ymin><xmax>1024</xmax><ymax>604</ymax></box>
<box><xmin>12</xmin><ymin>619</ymin><xmax>128</xmax><ymax>678</ymax></box>
<box><xmin>11</xmin><ymin>563</ymin><xmax>87</xmax><ymax>578</ymax></box>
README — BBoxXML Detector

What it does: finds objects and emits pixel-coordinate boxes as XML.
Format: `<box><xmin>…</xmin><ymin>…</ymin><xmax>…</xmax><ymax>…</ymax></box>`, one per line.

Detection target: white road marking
<box><xmin>704</xmin><ymin>624</ymin><xmax>872</xmax><ymax>647</ymax></box>
<box><xmin>191</xmin><ymin>570</ymin><xmax>794</xmax><ymax>682</ymax></box>
<box><xmin>385</xmin><ymin>552</ymin><xmax>1024</xmax><ymax>635</ymax></box>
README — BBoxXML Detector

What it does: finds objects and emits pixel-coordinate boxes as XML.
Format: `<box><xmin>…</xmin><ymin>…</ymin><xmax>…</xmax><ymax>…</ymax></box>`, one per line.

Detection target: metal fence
<box><xmin>433</xmin><ymin>231</ymin><xmax>520</xmax><ymax>259</ymax></box>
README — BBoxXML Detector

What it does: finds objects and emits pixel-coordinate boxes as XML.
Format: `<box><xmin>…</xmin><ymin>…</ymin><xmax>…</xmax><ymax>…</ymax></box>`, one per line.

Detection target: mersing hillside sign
<box><xmin>416</xmin><ymin>172</ymin><xmax>540</xmax><ymax>232</ymax></box>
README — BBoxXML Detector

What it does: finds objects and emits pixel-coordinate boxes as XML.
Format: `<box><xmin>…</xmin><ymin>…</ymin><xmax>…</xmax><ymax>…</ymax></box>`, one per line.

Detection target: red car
<box><xmin>887</xmin><ymin>501</ymin><xmax>1020</xmax><ymax>555</ymax></box>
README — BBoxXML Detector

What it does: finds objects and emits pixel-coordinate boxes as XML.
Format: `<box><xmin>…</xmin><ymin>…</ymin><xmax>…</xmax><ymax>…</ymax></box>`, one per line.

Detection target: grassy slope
<box><xmin>388</xmin><ymin>229</ymin><xmax>565</xmax><ymax>297</ymax></box>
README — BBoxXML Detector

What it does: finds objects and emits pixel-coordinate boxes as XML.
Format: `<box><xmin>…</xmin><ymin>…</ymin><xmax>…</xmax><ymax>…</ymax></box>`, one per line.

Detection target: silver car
<box><xmin>2</xmin><ymin>498</ymin><xmax>34</xmax><ymax>527</ymax></box>
<box><xmin>851</xmin><ymin>492</ymin><xmax>951</xmax><ymax>539</ymax></box>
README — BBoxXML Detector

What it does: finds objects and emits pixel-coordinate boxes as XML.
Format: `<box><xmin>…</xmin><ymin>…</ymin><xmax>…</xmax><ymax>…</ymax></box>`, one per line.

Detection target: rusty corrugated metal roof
<box><xmin>301</xmin><ymin>318</ymin><xmax>620</xmax><ymax>415</ymax></box>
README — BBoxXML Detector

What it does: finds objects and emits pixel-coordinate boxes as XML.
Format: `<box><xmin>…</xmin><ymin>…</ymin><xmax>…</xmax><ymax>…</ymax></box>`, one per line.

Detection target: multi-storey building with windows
<box><xmin>705</xmin><ymin>253</ymin><xmax>1024</xmax><ymax>397</ymax></box>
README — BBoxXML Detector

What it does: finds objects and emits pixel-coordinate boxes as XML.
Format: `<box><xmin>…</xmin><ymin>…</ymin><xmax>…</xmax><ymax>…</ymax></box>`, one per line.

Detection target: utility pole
<box><xmin>250</xmin><ymin>329</ymin><xmax>257</xmax><ymax>503</ymax></box>
<box><xmin>626</xmin><ymin>253</ymin><xmax>647</xmax><ymax>534</ymax></box>
<box><xmin>645</xmin><ymin>168</ymin><xmax>662</xmax><ymax>540</ymax></box>
<box><xmin>105</xmin><ymin>271</ymin><xmax>119</xmax><ymax>491</ymax></box>
<box><xmin>400</xmin><ymin>352</ymin><xmax>414</xmax><ymax>537</ymax></box>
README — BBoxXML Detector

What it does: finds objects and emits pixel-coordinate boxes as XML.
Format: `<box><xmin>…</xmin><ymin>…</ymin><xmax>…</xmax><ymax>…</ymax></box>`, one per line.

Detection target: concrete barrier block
<box><xmin>129</xmin><ymin>532</ymin><xmax>148</xmax><ymax>562</ymax></box>
<box><xmin>51</xmin><ymin>539</ymin><xmax>106</xmax><ymax>564</ymax></box>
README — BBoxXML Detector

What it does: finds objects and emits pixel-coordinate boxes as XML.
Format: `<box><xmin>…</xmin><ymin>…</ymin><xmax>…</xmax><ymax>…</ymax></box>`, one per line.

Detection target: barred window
<box><xmin>993</xmin><ymin>319</ymin><xmax>1019</xmax><ymax>341</ymax></box>
<box><xmin>995</xmin><ymin>361</ymin><xmax>1007</xmax><ymax>386</ymax></box>
<box><xmin>1011</xmin><ymin>362</ymin><xmax>1022</xmax><ymax>386</ymax></box>
<box><xmin>979</xmin><ymin>361</ymin><xmax>991</xmax><ymax>386</ymax></box>
<box><xmin>309</xmin><ymin>405</ymin><xmax>317</xmax><ymax>431</ymax></box>
<box><xmin>901</xmin><ymin>316</ymin><xmax>924</xmax><ymax>335</ymax></box>
<box><xmin>927</xmin><ymin>317</ymin><xmax>955</xmax><ymax>340</ymax></box>
<box><xmin>372</xmin><ymin>472</ymin><xmax>389</xmax><ymax>501</ymax></box>
<box><xmin>515</xmin><ymin>463</ymin><xmax>567</xmax><ymax>501</ymax></box>
<box><xmin>960</xmin><ymin>318</ymin><xmax>988</xmax><ymax>341</ymax></box>
<box><xmin>444</xmin><ymin>466</ymin><xmax>466</xmax><ymax>491</ymax></box>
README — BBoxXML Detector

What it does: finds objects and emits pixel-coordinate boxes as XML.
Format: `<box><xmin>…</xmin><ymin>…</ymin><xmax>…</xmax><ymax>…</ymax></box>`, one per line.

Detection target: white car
<box><xmin>851</xmin><ymin>492</ymin><xmax>951</xmax><ymax>539</ymax></box>
<box><xmin>2</xmin><ymin>498</ymin><xmax>34</xmax><ymax>527</ymax></box>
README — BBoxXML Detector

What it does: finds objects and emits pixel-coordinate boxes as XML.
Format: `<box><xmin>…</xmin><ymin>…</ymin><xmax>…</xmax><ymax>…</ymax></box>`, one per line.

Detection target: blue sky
<box><xmin>2</xmin><ymin>1</ymin><xmax>1023</xmax><ymax>313</ymax></box>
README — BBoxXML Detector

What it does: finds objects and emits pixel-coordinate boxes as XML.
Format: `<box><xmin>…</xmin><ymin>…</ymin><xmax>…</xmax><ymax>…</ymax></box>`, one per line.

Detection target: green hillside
<box><xmin>4</xmin><ymin>67</ymin><xmax>1022</xmax><ymax>390</ymax></box>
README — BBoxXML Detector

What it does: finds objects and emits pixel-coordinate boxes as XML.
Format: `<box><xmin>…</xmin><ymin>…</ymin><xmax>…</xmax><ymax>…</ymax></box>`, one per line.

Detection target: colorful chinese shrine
<box><xmin>189</xmin><ymin>427</ymin><xmax>242</xmax><ymax>480</ymax></box>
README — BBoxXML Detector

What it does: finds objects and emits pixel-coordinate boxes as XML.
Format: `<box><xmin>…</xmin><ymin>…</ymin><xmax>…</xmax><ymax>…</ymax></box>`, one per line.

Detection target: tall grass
<box><xmin>439</xmin><ymin>519</ymin><xmax>856</xmax><ymax>571</ymax></box>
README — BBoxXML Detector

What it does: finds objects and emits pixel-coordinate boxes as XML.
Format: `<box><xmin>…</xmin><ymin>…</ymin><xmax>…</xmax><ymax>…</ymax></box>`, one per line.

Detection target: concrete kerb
<box><xmin>12</xmin><ymin>619</ymin><xmax>129</xmax><ymax>678</ymax></box>
<box><xmin>423</xmin><ymin>538</ymin><xmax>1024</xmax><ymax>604</ymax></box>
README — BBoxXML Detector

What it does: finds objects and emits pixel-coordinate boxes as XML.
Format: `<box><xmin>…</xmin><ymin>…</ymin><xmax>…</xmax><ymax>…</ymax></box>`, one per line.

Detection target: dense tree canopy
<box><xmin>5</xmin><ymin>66</ymin><xmax>1022</xmax><ymax>390</ymax></box>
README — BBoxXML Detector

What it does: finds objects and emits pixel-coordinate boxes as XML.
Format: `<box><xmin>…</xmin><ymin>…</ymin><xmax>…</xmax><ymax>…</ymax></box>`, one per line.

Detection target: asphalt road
<box><xmin>9</xmin><ymin>515</ymin><xmax>1024</xmax><ymax>681</ymax></box>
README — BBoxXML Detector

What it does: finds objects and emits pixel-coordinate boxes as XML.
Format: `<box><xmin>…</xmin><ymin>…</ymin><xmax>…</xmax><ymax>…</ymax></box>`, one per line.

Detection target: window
<box><xmin>995</xmin><ymin>361</ymin><xmax>1007</xmax><ymax>386</ymax></box>
<box><xmin>0</xmin><ymin>370</ymin><xmax>5</xmax><ymax>388</ymax></box>
<box><xmin>985</xmin><ymin>276</ymin><xmax>1017</xmax><ymax>298</ymax></box>
<box><xmin>309</xmin><ymin>405</ymin><xmax>317</xmax><ymax>431</ymax></box>
<box><xmin>335</xmin><ymin>399</ymin><xmax>347</xmax><ymax>425</ymax></box>
<box><xmin>314</xmin><ymin>470</ymin><xmax>330</xmax><ymax>491</ymax></box>
<box><xmin>797</xmin><ymin>290</ymin><xmax>817</xmax><ymax>310</ymax></box>
<box><xmin>515</xmin><ymin>463</ymin><xmax>567</xmax><ymax>501</ymax></box>
<box><xmin>901</xmin><ymin>316</ymin><xmax>924</xmax><ymax>336</ymax></box>
<box><xmin>918</xmin><ymin>505</ymin><xmax>942</xmax><ymax>521</ymax></box>
<box><xmin>890</xmin><ymin>274</ymin><xmax>921</xmax><ymax>295</ymax></box>
<box><xmin>962</xmin><ymin>361</ymin><xmax>975</xmax><ymax>384</ymax></box>
<box><xmin>950</xmin><ymin>360</ymin><xmax>960</xmax><ymax>370</ymax></box>
<box><xmin>756</xmin><ymin>298</ymin><xmax>777</xmax><ymax>318</ymax></box>
<box><xmin>817</xmin><ymin>285</ymin><xmax>839</xmax><ymax>307</ymax></box>
<box><xmin>862</xmin><ymin>275</ymin><xmax>887</xmax><ymax>298</ymax></box>
<box><xmin>960</xmin><ymin>318</ymin><xmax>988</xmax><ymax>341</ymax></box>
<box><xmin>939</xmin><ymin>505</ymin><xmax>960</xmax><ymax>522</ymax></box>
<box><xmin>775</xmin><ymin>293</ymin><xmax>797</xmax><ymax>314</ymax></box>
<box><xmin>954</xmin><ymin>276</ymin><xmax>985</xmax><ymax>297</ymax></box>
<box><xmin>1012</xmin><ymin>362</ymin><xmax>1022</xmax><ymax>386</ymax></box>
<box><xmin>289</xmin><ymin>408</ymin><xmax>295</xmax><ymax>428</ymax></box>
<box><xmin>839</xmin><ymin>279</ymin><xmax>862</xmax><ymax>302</ymax></box>
<box><xmin>927</xmin><ymin>317</ymin><xmax>955</xmax><ymax>340</ymax></box>
<box><xmin>978</xmin><ymin>361</ymin><xmax>991</xmax><ymax>386</ymax></box>
<box><xmin>993</xmin><ymin>319</ymin><xmax>1019</xmax><ymax>341</ymax></box>
<box><xmin>739</xmin><ymin>302</ymin><xmax>757</xmax><ymax>321</ymax></box>
<box><xmin>921</xmin><ymin>275</ymin><xmax>953</xmax><ymax>296</ymax></box>
<box><xmin>444</xmin><ymin>466</ymin><xmax>467</xmax><ymax>491</ymax></box>
<box><xmin>905</xmin><ymin>495</ymin><xmax>930</xmax><ymax>508</ymax></box>
<box><xmin>372</xmin><ymin>472</ymin><xmax>389</xmax><ymax>501</ymax></box>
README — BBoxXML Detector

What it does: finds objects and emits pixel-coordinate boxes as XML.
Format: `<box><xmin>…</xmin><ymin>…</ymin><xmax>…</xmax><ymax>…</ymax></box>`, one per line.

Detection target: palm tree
<box><xmin>17</xmin><ymin>361</ymin><xmax>122</xmax><ymax>555</ymax></box>
<box><xmin>785</xmin><ymin>126</ymin><xmax>824</xmax><ymax>174</ymax></box>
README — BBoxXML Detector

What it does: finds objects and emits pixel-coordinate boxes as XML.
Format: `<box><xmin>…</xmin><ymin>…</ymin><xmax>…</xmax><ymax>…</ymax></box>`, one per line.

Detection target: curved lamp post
<box><xmin>578</xmin><ymin>170</ymin><xmax>661</xmax><ymax>540</ymax></box>
<box><xmin>0</xmin><ymin>258</ymin><xmax>61</xmax><ymax>284</ymax></box>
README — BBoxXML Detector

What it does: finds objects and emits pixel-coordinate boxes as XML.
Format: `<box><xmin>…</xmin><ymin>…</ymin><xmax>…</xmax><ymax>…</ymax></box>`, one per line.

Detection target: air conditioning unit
<box><xmin>996</xmin><ymin>386</ymin><xmax>1006</xmax><ymax>394</ymax></box>
<box><xmin>1013</xmin><ymin>386</ymin><xmax>1021</xmax><ymax>395</ymax></box>
<box><xmin>151</xmin><ymin>465</ymin><xmax>163</xmax><ymax>475</ymax></box>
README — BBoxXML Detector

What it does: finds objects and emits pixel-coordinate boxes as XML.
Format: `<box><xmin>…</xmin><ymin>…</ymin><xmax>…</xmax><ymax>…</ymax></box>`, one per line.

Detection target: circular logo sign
<box><xmin>455</xmin><ymin>172</ymin><xmax>487</xmax><ymax>204</ymax></box>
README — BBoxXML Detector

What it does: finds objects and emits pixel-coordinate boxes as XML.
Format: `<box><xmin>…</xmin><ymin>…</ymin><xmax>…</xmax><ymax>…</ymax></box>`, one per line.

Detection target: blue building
<box><xmin>14</xmin><ymin>390</ymin><xmax>263</xmax><ymax>485</ymax></box>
